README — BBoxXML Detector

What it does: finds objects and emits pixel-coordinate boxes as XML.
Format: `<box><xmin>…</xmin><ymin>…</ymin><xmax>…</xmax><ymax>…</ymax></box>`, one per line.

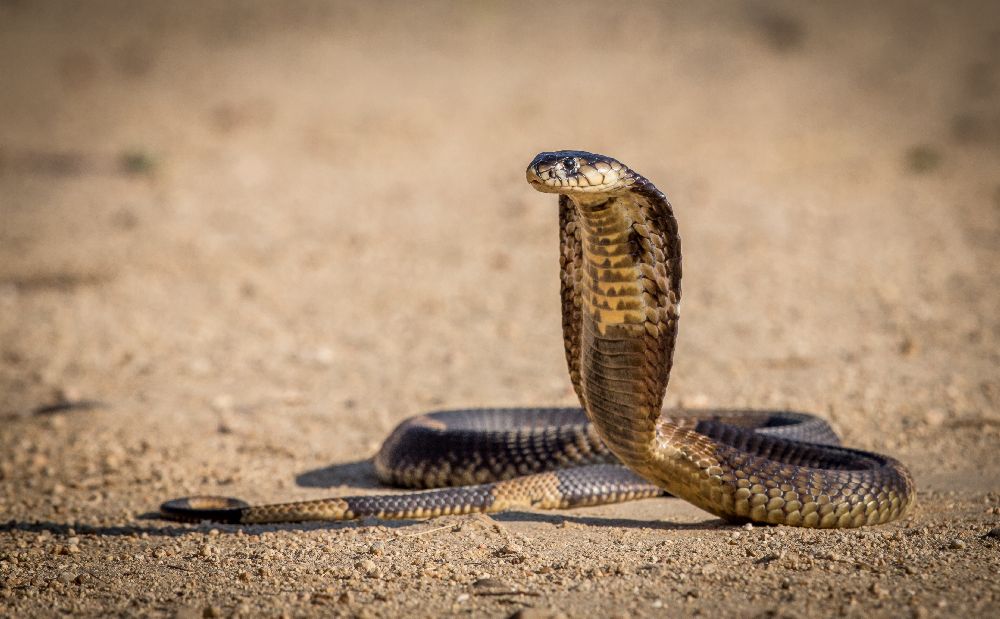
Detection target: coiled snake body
<box><xmin>161</xmin><ymin>151</ymin><xmax>914</xmax><ymax>528</ymax></box>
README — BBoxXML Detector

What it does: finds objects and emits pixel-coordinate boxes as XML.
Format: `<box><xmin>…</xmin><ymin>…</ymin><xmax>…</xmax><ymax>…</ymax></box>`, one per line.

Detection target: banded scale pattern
<box><xmin>160</xmin><ymin>408</ymin><xmax>842</xmax><ymax>524</ymax></box>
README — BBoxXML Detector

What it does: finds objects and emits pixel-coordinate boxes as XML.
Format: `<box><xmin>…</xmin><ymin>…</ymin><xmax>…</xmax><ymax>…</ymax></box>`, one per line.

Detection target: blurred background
<box><xmin>1</xmin><ymin>0</ymin><xmax>998</xmax><ymax>512</ymax></box>
<box><xmin>2</xmin><ymin>2</ymin><xmax>999</xmax><ymax>616</ymax></box>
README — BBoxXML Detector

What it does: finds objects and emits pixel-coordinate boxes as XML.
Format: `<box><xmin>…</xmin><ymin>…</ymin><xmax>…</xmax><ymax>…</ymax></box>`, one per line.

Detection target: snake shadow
<box><xmin>295</xmin><ymin>457</ymin><xmax>381</xmax><ymax>489</ymax></box>
<box><xmin>3</xmin><ymin>461</ymin><xmax>748</xmax><ymax>537</ymax></box>
<box><xmin>493</xmin><ymin>511</ymin><xmax>731</xmax><ymax>531</ymax></box>
<box><xmin>0</xmin><ymin>517</ymin><xmax>417</xmax><ymax>538</ymax></box>
<box><xmin>0</xmin><ymin>509</ymin><xmax>730</xmax><ymax>540</ymax></box>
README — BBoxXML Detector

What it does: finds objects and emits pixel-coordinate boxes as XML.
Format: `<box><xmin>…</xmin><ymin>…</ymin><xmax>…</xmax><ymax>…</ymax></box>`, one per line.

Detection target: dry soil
<box><xmin>1</xmin><ymin>2</ymin><xmax>999</xmax><ymax>618</ymax></box>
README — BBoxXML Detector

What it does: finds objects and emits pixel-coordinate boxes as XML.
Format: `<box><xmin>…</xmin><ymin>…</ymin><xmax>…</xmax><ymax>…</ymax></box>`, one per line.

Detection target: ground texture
<box><xmin>1</xmin><ymin>1</ymin><xmax>999</xmax><ymax>617</ymax></box>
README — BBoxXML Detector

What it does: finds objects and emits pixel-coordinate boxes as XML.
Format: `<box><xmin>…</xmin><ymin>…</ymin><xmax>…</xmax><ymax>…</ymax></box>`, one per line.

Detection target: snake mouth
<box><xmin>525</xmin><ymin>170</ymin><xmax>569</xmax><ymax>194</ymax></box>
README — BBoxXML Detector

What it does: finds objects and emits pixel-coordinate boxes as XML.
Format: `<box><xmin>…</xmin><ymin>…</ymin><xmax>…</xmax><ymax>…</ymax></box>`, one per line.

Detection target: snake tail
<box><xmin>159</xmin><ymin>465</ymin><xmax>662</xmax><ymax>523</ymax></box>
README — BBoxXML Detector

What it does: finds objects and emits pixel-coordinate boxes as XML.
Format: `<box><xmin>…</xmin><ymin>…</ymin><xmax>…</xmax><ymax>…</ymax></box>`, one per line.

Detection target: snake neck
<box><xmin>569</xmin><ymin>189</ymin><xmax>681</xmax><ymax>480</ymax></box>
<box><xmin>577</xmin><ymin>199</ymin><xmax>648</xmax><ymax>336</ymax></box>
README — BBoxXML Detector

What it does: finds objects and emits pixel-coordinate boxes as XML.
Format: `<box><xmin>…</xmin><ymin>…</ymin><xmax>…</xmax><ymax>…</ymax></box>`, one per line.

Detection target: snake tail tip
<box><xmin>159</xmin><ymin>496</ymin><xmax>249</xmax><ymax>523</ymax></box>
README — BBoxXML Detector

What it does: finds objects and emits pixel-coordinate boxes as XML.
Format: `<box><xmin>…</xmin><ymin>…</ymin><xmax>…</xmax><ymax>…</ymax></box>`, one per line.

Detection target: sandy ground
<box><xmin>2</xmin><ymin>1</ymin><xmax>999</xmax><ymax>617</ymax></box>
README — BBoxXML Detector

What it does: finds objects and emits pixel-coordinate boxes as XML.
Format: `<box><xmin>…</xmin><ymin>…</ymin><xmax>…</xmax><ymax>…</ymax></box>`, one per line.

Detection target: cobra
<box><xmin>161</xmin><ymin>150</ymin><xmax>914</xmax><ymax>528</ymax></box>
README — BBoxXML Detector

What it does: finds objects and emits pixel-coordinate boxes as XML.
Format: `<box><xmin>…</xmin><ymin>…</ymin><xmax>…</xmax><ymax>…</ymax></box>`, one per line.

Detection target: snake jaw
<box><xmin>527</xmin><ymin>150</ymin><xmax>634</xmax><ymax>196</ymax></box>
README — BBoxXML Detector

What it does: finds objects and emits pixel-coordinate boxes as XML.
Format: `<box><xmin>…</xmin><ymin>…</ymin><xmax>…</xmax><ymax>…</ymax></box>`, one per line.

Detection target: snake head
<box><xmin>526</xmin><ymin>150</ymin><xmax>635</xmax><ymax>195</ymax></box>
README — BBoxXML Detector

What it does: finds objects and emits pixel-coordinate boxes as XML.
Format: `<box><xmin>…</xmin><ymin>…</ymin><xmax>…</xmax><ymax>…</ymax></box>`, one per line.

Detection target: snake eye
<box><xmin>561</xmin><ymin>157</ymin><xmax>579</xmax><ymax>174</ymax></box>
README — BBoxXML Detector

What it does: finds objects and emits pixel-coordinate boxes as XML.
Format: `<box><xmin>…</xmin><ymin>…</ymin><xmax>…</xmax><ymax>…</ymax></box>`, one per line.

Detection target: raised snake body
<box><xmin>161</xmin><ymin>151</ymin><xmax>914</xmax><ymax>528</ymax></box>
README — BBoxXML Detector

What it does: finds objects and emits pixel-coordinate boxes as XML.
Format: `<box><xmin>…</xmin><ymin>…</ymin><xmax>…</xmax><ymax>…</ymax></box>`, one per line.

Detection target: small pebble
<box><xmin>923</xmin><ymin>409</ymin><xmax>946</xmax><ymax>427</ymax></box>
<box><xmin>210</xmin><ymin>394</ymin><xmax>234</xmax><ymax>412</ymax></box>
<box><xmin>314</xmin><ymin>347</ymin><xmax>335</xmax><ymax>365</ymax></box>
<box><xmin>948</xmin><ymin>539</ymin><xmax>967</xmax><ymax>550</ymax></box>
<box><xmin>473</xmin><ymin>577</ymin><xmax>510</xmax><ymax>591</ymax></box>
<box><xmin>356</xmin><ymin>559</ymin><xmax>378</xmax><ymax>577</ymax></box>
<box><xmin>508</xmin><ymin>609</ymin><xmax>568</xmax><ymax>619</ymax></box>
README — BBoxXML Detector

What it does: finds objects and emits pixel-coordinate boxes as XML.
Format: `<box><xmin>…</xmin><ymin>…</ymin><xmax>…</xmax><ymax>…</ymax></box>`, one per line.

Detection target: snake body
<box><xmin>161</xmin><ymin>151</ymin><xmax>914</xmax><ymax>528</ymax></box>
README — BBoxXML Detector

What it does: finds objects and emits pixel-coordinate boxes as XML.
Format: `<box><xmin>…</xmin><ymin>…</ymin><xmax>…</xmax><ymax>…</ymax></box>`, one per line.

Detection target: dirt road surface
<box><xmin>2</xmin><ymin>2</ymin><xmax>998</xmax><ymax>617</ymax></box>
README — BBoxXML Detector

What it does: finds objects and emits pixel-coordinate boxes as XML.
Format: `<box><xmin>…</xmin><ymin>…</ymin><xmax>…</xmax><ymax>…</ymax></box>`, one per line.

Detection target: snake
<box><xmin>160</xmin><ymin>150</ymin><xmax>914</xmax><ymax>528</ymax></box>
